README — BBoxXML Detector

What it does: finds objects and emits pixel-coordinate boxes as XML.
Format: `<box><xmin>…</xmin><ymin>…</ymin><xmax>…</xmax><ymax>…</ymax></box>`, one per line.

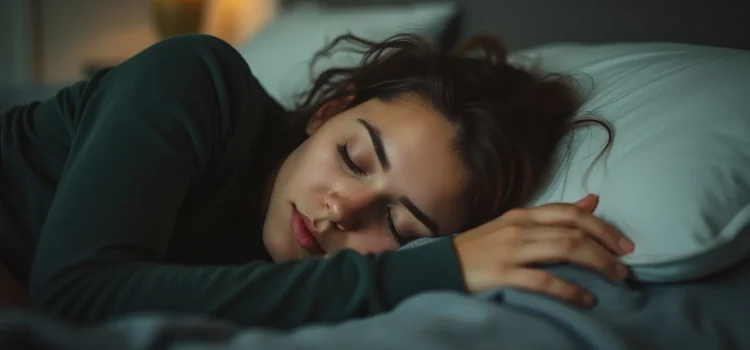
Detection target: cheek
<box><xmin>293</xmin><ymin>141</ymin><xmax>342</xmax><ymax>190</ymax></box>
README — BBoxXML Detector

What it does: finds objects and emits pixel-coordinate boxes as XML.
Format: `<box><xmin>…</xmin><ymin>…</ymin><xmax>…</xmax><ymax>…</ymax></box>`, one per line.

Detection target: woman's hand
<box><xmin>452</xmin><ymin>194</ymin><xmax>634</xmax><ymax>307</ymax></box>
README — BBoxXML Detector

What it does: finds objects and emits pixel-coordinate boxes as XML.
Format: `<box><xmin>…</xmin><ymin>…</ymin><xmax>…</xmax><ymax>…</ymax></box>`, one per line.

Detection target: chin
<box><xmin>262</xmin><ymin>228</ymin><xmax>286</xmax><ymax>262</ymax></box>
<box><xmin>265</xmin><ymin>235</ymin><xmax>303</xmax><ymax>263</ymax></box>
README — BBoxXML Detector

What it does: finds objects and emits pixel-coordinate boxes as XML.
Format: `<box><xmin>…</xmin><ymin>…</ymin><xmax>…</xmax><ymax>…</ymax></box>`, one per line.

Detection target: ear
<box><xmin>305</xmin><ymin>94</ymin><xmax>356</xmax><ymax>136</ymax></box>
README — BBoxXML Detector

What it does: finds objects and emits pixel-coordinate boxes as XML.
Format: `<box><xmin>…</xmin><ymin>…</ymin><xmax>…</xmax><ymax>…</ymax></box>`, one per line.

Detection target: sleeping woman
<box><xmin>0</xmin><ymin>33</ymin><xmax>634</xmax><ymax>328</ymax></box>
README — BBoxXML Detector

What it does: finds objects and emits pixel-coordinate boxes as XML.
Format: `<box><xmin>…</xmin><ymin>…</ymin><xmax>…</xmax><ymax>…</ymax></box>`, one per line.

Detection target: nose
<box><xmin>324</xmin><ymin>183</ymin><xmax>379</xmax><ymax>230</ymax></box>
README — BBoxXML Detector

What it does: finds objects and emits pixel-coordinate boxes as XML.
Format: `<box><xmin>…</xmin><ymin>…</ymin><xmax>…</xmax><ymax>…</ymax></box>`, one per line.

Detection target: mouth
<box><xmin>290</xmin><ymin>204</ymin><xmax>325</xmax><ymax>255</ymax></box>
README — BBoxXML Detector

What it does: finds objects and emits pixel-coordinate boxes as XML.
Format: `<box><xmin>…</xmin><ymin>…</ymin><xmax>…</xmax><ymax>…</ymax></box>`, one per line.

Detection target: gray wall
<box><xmin>2</xmin><ymin>0</ymin><xmax>747</xmax><ymax>86</ymax></box>
<box><xmin>0</xmin><ymin>0</ymin><xmax>163</xmax><ymax>86</ymax></box>
<box><xmin>0</xmin><ymin>0</ymin><xmax>275</xmax><ymax>85</ymax></box>
<box><xmin>38</xmin><ymin>0</ymin><xmax>157</xmax><ymax>84</ymax></box>
<box><xmin>290</xmin><ymin>0</ymin><xmax>749</xmax><ymax>51</ymax></box>
<box><xmin>455</xmin><ymin>0</ymin><xmax>748</xmax><ymax>51</ymax></box>
<box><xmin>0</xmin><ymin>0</ymin><xmax>34</xmax><ymax>85</ymax></box>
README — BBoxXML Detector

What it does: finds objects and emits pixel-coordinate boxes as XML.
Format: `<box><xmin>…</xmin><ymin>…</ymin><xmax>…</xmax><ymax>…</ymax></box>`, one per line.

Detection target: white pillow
<box><xmin>237</xmin><ymin>2</ymin><xmax>458</xmax><ymax>108</ymax></box>
<box><xmin>514</xmin><ymin>42</ymin><xmax>750</xmax><ymax>282</ymax></box>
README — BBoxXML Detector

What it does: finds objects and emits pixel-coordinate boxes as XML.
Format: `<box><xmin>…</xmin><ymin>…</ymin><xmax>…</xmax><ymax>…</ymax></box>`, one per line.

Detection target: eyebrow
<box><xmin>399</xmin><ymin>197</ymin><xmax>439</xmax><ymax>237</ymax></box>
<box><xmin>357</xmin><ymin>118</ymin><xmax>439</xmax><ymax>237</ymax></box>
<box><xmin>358</xmin><ymin>118</ymin><xmax>390</xmax><ymax>171</ymax></box>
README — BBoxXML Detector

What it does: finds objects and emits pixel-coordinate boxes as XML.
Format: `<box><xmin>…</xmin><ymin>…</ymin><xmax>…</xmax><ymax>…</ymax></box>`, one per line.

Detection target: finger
<box><xmin>527</xmin><ymin>204</ymin><xmax>634</xmax><ymax>255</ymax></box>
<box><xmin>518</xmin><ymin>225</ymin><xmax>624</xmax><ymax>264</ymax></box>
<box><xmin>498</xmin><ymin>268</ymin><xmax>595</xmax><ymax>307</ymax></box>
<box><xmin>516</xmin><ymin>225</ymin><xmax>588</xmax><ymax>243</ymax></box>
<box><xmin>514</xmin><ymin>235</ymin><xmax>628</xmax><ymax>281</ymax></box>
<box><xmin>575</xmin><ymin>194</ymin><xmax>599</xmax><ymax>212</ymax></box>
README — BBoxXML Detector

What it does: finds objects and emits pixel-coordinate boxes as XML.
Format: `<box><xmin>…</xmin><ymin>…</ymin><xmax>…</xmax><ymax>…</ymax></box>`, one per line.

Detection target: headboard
<box><xmin>281</xmin><ymin>0</ymin><xmax>747</xmax><ymax>51</ymax></box>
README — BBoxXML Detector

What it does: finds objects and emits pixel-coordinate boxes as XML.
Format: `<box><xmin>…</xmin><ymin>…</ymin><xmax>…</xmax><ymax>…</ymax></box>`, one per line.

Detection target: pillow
<box><xmin>236</xmin><ymin>2</ymin><xmax>459</xmax><ymax>108</ymax></box>
<box><xmin>513</xmin><ymin>42</ymin><xmax>750</xmax><ymax>282</ymax></box>
<box><xmin>404</xmin><ymin>42</ymin><xmax>750</xmax><ymax>283</ymax></box>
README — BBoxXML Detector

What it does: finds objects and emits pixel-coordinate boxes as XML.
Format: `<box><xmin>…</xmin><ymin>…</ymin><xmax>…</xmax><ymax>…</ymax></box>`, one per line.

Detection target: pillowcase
<box><xmin>404</xmin><ymin>42</ymin><xmax>750</xmax><ymax>283</ymax></box>
<box><xmin>236</xmin><ymin>2</ymin><xmax>459</xmax><ymax>109</ymax></box>
<box><xmin>514</xmin><ymin>42</ymin><xmax>750</xmax><ymax>282</ymax></box>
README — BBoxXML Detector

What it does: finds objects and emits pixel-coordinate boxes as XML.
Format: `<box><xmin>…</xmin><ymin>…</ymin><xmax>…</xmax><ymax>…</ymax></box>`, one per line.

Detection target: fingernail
<box><xmin>583</xmin><ymin>294</ymin><xmax>596</xmax><ymax>306</ymax></box>
<box><xmin>593</xmin><ymin>195</ymin><xmax>600</xmax><ymax>207</ymax></box>
<box><xmin>618</xmin><ymin>238</ymin><xmax>634</xmax><ymax>254</ymax></box>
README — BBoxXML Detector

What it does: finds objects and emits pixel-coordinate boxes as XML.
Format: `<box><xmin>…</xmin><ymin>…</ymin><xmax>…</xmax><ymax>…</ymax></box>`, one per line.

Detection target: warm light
<box><xmin>151</xmin><ymin>0</ymin><xmax>207</xmax><ymax>39</ymax></box>
<box><xmin>202</xmin><ymin>0</ymin><xmax>277</xmax><ymax>45</ymax></box>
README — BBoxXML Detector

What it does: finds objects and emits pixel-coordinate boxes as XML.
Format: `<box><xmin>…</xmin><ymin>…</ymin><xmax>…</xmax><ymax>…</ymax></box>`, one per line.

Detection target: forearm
<box><xmin>30</xmin><ymin>239</ymin><xmax>463</xmax><ymax>329</ymax></box>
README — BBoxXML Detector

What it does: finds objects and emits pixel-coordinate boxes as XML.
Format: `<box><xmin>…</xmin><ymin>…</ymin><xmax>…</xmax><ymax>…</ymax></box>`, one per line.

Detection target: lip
<box><xmin>290</xmin><ymin>204</ymin><xmax>325</xmax><ymax>255</ymax></box>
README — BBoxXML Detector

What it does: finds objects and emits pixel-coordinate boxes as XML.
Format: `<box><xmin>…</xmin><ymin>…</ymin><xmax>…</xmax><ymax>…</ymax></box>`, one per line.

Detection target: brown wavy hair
<box><xmin>287</xmin><ymin>33</ymin><xmax>612</xmax><ymax>232</ymax></box>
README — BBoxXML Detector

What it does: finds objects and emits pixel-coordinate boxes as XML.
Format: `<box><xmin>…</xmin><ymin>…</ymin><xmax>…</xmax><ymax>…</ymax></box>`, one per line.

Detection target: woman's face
<box><xmin>263</xmin><ymin>94</ymin><xmax>469</xmax><ymax>261</ymax></box>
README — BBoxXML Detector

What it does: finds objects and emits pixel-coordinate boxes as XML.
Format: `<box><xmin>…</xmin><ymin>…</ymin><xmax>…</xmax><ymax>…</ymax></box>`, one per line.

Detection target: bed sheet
<box><xmin>1</xmin><ymin>252</ymin><xmax>749</xmax><ymax>350</ymax></box>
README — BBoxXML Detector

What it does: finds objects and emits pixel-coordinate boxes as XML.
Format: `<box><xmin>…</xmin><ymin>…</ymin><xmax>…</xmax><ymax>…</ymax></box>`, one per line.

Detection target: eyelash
<box><xmin>337</xmin><ymin>143</ymin><xmax>407</xmax><ymax>245</ymax></box>
<box><xmin>337</xmin><ymin>144</ymin><xmax>367</xmax><ymax>176</ymax></box>
<box><xmin>386</xmin><ymin>208</ymin><xmax>407</xmax><ymax>246</ymax></box>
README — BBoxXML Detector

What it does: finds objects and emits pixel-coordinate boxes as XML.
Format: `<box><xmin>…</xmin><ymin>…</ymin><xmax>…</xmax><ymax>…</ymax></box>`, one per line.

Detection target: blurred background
<box><xmin>0</xmin><ymin>0</ymin><xmax>276</xmax><ymax>85</ymax></box>
<box><xmin>0</xmin><ymin>0</ymin><xmax>745</xmax><ymax>108</ymax></box>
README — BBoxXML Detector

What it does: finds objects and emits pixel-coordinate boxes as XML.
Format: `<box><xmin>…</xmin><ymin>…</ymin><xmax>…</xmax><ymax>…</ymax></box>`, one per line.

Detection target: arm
<box><xmin>28</xmin><ymin>35</ymin><xmax>464</xmax><ymax>329</ymax></box>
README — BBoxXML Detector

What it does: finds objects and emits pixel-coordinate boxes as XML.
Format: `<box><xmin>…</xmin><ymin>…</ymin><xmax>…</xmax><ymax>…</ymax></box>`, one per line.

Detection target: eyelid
<box><xmin>386</xmin><ymin>207</ymin><xmax>407</xmax><ymax>245</ymax></box>
<box><xmin>337</xmin><ymin>143</ymin><xmax>366</xmax><ymax>176</ymax></box>
<box><xmin>338</xmin><ymin>143</ymin><xmax>413</xmax><ymax>245</ymax></box>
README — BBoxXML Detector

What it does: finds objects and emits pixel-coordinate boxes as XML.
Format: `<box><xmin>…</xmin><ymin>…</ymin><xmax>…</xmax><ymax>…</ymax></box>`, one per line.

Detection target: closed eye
<box><xmin>338</xmin><ymin>143</ymin><xmax>410</xmax><ymax>245</ymax></box>
<box><xmin>386</xmin><ymin>208</ymin><xmax>408</xmax><ymax>246</ymax></box>
<box><xmin>337</xmin><ymin>143</ymin><xmax>367</xmax><ymax>176</ymax></box>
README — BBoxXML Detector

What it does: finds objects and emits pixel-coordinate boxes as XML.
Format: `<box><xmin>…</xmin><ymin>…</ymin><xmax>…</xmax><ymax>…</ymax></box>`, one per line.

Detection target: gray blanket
<box><xmin>2</xmin><ymin>250</ymin><xmax>749</xmax><ymax>350</ymax></box>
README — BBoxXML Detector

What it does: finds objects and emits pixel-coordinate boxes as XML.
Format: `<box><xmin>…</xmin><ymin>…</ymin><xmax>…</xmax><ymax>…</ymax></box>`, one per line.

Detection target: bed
<box><xmin>1</xmin><ymin>256</ymin><xmax>749</xmax><ymax>349</ymax></box>
<box><xmin>2</xmin><ymin>0</ymin><xmax>749</xmax><ymax>349</ymax></box>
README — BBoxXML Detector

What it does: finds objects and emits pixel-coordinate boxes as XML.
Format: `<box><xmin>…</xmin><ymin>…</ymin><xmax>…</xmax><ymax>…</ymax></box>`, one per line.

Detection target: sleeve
<box><xmin>28</xmin><ymin>34</ymin><xmax>465</xmax><ymax>329</ymax></box>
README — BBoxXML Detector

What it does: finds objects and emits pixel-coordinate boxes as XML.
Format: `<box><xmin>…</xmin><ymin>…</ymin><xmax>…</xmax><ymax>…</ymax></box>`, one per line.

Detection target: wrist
<box><xmin>449</xmin><ymin>234</ymin><xmax>470</xmax><ymax>293</ymax></box>
<box><xmin>379</xmin><ymin>237</ymin><xmax>465</xmax><ymax>305</ymax></box>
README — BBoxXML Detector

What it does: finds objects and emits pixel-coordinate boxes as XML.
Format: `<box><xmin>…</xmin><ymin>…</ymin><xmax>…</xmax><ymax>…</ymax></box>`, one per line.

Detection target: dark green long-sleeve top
<box><xmin>0</xmin><ymin>35</ymin><xmax>463</xmax><ymax>329</ymax></box>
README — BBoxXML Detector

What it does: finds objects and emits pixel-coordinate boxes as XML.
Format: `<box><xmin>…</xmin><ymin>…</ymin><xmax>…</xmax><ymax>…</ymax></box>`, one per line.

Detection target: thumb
<box><xmin>575</xmin><ymin>194</ymin><xmax>599</xmax><ymax>212</ymax></box>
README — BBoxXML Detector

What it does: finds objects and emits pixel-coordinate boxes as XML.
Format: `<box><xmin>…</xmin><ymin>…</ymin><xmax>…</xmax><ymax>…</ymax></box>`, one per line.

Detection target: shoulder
<box><xmin>92</xmin><ymin>34</ymin><xmax>261</xmax><ymax>100</ymax></box>
<box><xmin>123</xmin><ymin>35</ymin><xmax>290</xmax><ymax>162</ymax></box>
<box><xmin>110</xmin><ymin>34</ymin><xmax>256</xmax><ymax>97</ymax></box>
<box><xmin>89</xmin><ymin>34</ymin><xmax>279</xmax><ymax>141</ymax></box>
<box><xmin>144</xmin><ymin>34</ymin><xmax>252</xmax><ymax>77</ymax></box>
<box><xmin>58</xmin><ymin>34</ymin><xmax>285</xmax><ymax>175</ymax></box>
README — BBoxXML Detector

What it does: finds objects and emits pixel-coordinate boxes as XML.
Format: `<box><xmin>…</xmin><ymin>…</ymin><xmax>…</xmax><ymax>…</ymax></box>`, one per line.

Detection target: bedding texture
<box><xmin>406</xmin><ymin>41</ymin><xmax>750</xmax><ymax>283</ymax></box>
<box><xmin>513</xmin><ymin>42</ymin><xmax>750</xmax><ymax>282</ymax></box>
<box><xmin>2</xmin><ymin>248</ymin><xmax>749</xmax><ymax>349</ymax></box>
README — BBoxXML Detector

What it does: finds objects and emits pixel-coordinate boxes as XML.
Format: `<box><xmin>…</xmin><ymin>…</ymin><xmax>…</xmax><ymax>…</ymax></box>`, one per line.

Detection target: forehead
<box><xmin>359</xmin><ymin>96</ymin><xmax>468</xmax><ymax>234</ymax></box>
